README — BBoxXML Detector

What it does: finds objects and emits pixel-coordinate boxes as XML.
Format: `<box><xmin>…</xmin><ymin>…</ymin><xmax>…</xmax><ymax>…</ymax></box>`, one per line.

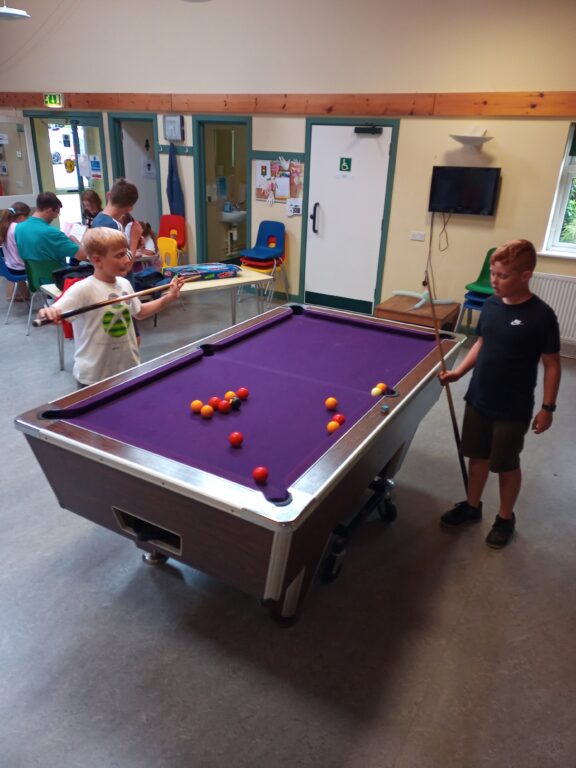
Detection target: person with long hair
<box><xmin>0</xmin><ymin>201</ymin><xmax>31</xmax><ymax>275</ymax></box>
<box><xmin>80</xmin><ymin>189</ymin><xmax>103</xmax><ymax>228</ymax></box>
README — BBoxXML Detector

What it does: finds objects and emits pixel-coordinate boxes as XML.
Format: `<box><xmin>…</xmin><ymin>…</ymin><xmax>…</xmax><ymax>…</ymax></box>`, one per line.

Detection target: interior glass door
<box><xmin>30</xmin><ymin>114</ymin><xmax>107</xmax><ymax>229</ymax></box>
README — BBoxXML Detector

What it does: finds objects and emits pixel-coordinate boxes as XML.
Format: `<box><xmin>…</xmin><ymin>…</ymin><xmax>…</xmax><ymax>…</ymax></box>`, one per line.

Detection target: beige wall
<box><xmin>1</xmin><ymin>0</ymin><xmax>575</xmax><ymax>300</ymax></box>
<box><xmin>1</xmin><ymin>0</ymin><xmax>576</xmax><ymax>93</ymax></box>
<box><xmin>383</xmin><ymin>118</ymin><xmax>574</xmax><ymax>301</ymax></box>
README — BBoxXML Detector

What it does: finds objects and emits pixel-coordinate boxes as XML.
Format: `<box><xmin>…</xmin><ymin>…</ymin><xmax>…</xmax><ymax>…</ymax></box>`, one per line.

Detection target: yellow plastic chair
<box><xmin>157</xmin><ymin>236</ymin><xmax>179</xmax><ymax>270</ymax></box>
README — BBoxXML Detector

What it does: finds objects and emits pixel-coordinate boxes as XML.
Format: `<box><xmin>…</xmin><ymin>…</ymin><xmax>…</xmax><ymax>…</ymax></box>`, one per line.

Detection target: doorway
<box><xmin>28</xmin><ymin>112</ymin><xmax>108</xmax><ymax>227</ymax></box>
<box><xmin>193</xmin><ymin>118</ymin><xmax>250</xmax><ymax>263</ymax></box>
<box><xmin>108</xmin><ymin>115</ymin><xmax>161</xmax><ymax>230</ymax></box>
<box><xmin>302</xmin><ymin>119</ymin><xmax>399</xmax><ymax>314</ymax></box>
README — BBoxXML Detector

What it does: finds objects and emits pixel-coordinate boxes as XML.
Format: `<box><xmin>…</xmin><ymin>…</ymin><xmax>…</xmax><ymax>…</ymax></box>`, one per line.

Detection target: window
<box><xmin>545</xmin><ymin>124</ymin><xmax>576</xmax><ymax>257</ymax></box>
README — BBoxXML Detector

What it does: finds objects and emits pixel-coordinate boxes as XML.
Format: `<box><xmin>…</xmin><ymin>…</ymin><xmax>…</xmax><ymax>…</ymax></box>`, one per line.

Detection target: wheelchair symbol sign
<box><xmin>339</xmin><ymin>157</ymin><xmax>352</xmax><ymax>172</ymax></box>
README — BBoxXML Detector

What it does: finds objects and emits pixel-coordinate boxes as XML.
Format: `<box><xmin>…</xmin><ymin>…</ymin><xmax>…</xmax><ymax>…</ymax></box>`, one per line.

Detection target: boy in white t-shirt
<box><xmin>37</xmin><ymin>227</ymin><xmax>183</xmax><ymax>387</ymax></box>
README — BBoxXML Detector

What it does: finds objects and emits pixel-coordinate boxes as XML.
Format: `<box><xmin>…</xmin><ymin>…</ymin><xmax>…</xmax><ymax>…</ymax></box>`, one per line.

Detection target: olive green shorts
<box><xmin>460</xmin><ymin>403</ymin><xmax>530</xmax><ymax>473</ymax></box>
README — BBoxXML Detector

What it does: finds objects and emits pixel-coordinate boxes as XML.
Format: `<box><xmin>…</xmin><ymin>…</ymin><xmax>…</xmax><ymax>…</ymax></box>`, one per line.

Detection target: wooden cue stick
<box><xmin>424</xmin><ymin>268</ymin><xmax>469</xmax><ymax>492</ymax></box>
<box><xmin>32</xmin><ymin>274</ymin><xmax>202</xmax><ymax>328</ymax></box>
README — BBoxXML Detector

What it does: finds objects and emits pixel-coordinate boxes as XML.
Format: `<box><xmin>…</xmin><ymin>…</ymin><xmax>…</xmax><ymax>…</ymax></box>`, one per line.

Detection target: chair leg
<box><xmin>4</xmin><ymin>284</ymin><xmax>18</xmax><ymax>324</ymax></box>
<box><xmin>26</xmin><ymin>291</ymin><xmax>47</xmax><ymax>336</ymax></box>
<box><xmin>279</xmin><ymin>264</ymin><xmax>289</xmax><ymax>303</ymax></box>
<box><xmin>26</xmin><ymin>291</ymin><xmax>37</xmax><ymax>336</ymax></box>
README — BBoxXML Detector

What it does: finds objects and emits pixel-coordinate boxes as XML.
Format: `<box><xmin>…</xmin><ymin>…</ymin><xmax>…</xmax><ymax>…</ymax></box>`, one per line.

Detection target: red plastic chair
<box><xmin>158</xmin><ymin>215</ymin><xmax>186</xmax><ymax>250</ymax></box>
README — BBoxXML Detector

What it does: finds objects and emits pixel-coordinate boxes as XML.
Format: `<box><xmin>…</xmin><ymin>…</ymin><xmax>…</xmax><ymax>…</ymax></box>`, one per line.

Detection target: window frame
<box><xmin>545</xmin><ymin>124</ymin><xmax>576</xmax><ymax>258</ymax></box>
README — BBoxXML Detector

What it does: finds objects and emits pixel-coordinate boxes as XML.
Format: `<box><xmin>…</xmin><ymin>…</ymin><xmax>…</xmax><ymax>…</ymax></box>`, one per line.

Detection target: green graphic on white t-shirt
<box><xmin>102</xmin><ymin>304</ymin><xmax>131</xmax><ymax>338</ymax></box>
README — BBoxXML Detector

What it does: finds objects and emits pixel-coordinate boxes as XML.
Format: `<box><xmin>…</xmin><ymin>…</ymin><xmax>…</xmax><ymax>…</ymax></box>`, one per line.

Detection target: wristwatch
<box><xmin>542</xmin><ymin>403</ymin><xmax>556</xmax><ymax>413</ymax></box>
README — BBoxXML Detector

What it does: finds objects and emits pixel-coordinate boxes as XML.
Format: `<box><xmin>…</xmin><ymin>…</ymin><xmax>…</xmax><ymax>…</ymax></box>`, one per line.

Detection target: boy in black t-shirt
<box><xmin>439</xmin><ymin>239</ymin><xmax>561</xmax><ymax>548</ymax></box>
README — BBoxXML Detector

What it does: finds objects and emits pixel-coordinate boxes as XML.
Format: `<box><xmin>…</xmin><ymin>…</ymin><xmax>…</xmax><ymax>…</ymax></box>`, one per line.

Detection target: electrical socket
<box><xmin>410</xmin><ymin>231</ymin><xmax>426</xmax><ymax>241</ymax></box>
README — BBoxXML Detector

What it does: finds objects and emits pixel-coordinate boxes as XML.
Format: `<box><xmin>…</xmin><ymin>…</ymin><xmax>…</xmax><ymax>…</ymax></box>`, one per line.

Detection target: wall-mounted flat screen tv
<box><xmin>428</xmin><ymin>166</ymin><xmax>501</xmax><ymax>216</ymax></box>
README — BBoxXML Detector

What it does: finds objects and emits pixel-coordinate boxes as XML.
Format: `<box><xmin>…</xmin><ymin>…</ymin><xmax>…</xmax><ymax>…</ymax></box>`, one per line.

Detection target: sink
<box><xmin>221</xmin><ymin>210</ymin><xmax>247</xmax><ymax>225</ymax></box>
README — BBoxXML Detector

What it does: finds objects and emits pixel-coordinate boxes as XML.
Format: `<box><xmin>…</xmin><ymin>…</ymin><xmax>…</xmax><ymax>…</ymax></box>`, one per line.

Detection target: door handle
<box><xmin>310</xmin><ymin>202</ymin><xmax>319</xmax><ymax>234</ymax></box>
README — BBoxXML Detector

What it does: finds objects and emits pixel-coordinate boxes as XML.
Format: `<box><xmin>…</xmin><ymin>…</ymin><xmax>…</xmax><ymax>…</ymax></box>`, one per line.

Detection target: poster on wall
<box><xmin>255</xmin><ymin>157</ymin><xmax>304</xmax><ymax>211</ymax></box>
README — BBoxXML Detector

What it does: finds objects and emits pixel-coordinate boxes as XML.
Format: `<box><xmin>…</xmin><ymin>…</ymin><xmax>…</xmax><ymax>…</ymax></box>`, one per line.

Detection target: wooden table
<box><xmin>41</xmin><ymin>268</ymin><xmax>274</xmax><ymax>371</ymax></box>
<box><xmin>374</xmin><ymin>295</ymin><xmax>461</xmax><ymax>331</ymax></box>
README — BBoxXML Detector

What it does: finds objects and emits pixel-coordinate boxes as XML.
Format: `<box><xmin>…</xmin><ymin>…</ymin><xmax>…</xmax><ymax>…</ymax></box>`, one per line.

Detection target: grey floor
<box><xmin>1</xmin><ymin>287</ymin><xmax>575</xmax><ymax>768</ymax></box>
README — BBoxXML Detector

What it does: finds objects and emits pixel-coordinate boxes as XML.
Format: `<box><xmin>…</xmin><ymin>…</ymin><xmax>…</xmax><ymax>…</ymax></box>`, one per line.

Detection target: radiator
<box><xmin>531</xmin><ymin>272</ymin><xmax>576</xmax><ymax>358</ymax></box>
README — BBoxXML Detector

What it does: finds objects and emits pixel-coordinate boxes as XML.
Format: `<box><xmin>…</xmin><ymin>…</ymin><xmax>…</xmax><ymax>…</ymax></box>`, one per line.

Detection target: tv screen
<box><xmin>428</xmin><ymin>166</ymin><xmax>501</xmax><ymax>216</ymax></box>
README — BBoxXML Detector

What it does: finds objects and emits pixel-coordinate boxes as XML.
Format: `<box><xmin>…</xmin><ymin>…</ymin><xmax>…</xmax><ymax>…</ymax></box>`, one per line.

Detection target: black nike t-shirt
<box><xmin>465</xmin><ymin>295</ymin><xmax>560</xmax><ymax>421</ymax></box>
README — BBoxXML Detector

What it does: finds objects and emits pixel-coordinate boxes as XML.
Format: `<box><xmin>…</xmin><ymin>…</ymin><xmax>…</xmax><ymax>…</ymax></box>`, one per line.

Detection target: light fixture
<box><xmin>0</xmin><ymin>1</ymin><xmax>30</xmax><ymax>19</ymax></box>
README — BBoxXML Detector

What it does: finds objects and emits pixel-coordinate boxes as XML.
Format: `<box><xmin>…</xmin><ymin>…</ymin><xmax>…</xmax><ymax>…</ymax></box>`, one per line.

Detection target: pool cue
<box><xmin>424</xmin><ymin>260</ymin><xmax>469</xmax><ymax>493</ymax></box>
<box><xmin>33</xmin><ymin>274</ymin><xmax>202</xmax><ymax>328</ymax></box>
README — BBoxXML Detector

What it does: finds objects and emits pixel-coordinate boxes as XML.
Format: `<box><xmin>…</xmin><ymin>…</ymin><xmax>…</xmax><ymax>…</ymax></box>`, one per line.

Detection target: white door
<box><xmin>305</xmin><ymin>124</ymin><xmax>392</xmax><ymax>310</ymax></box>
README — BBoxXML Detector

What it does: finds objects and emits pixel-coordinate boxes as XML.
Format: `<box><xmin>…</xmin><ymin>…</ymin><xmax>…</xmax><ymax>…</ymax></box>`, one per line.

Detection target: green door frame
<box><xmin>25</xmin><ymin>110</ymin><xmax>109</xmax><ymax>193</ymax></box>
<box><xmin>192</xmin><ymin>115</ymin><xmax>252</xmax><ymax>263</ymax></box>
<box><xmin>300</xmin><ymin>117</ymin><xmax>400</xmax><ymax>313</ymax></box>
<box><xmin>107</xmin><ymin>113</ymin><xmax>162</xmax><ymax>218</ymax></box>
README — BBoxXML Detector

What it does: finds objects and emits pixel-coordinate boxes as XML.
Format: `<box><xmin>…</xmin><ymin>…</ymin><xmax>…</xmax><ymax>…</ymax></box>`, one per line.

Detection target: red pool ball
<box><xmin>218</xmin><ymin>399</ymin><xmax>232</xmax><ymax>414</ymax></box>
<box><xmin>236</xmin><ymin>387</ymin><xmax>249</xmax><ymax>400</ymax></box>
<box><xmin>208</xmin><ymin>396</ymin><xmax>221</xmax><ymax>409</ymax></box>
<box><xmin>333</xmin><ymin>413</ymin><xmax>346</xmax><ymax>425</ymax></box>
<box><xmin>252</xmin><ymin>466</ymin><xmax>269</xmax><ymax>484</ymax></box>
<box><xmin>229</xmin><ymin>431</ymin><xmax>244</xmax><ymax>447</ymax></box>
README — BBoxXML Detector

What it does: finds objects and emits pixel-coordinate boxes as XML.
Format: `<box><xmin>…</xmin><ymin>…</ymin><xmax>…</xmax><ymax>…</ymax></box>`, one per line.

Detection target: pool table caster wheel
<box><xmin>142</xmin><ymin>550</ymin><xmax>169</xmax><ymax>566</ymax></box>
<box><xmin>320</xmin><ymin>533</ymin><xmax>347</xmax><ymax>583</ymax></box>
<box><xmin>378</xmin><ymin>499</ymin><xmax>397</xmax><ymax>523</ymax></box>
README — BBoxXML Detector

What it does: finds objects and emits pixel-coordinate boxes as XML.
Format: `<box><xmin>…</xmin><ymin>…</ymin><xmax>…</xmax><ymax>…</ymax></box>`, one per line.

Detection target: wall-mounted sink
<box><xmin>221</xmin><ymin>210</ymin><xmax>247</xmax><ymax>225</ymax></box>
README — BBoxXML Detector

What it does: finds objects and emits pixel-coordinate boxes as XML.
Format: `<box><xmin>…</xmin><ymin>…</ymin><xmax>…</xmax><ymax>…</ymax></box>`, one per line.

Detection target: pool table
<box><xmin>15</xmin><ymin>305</ymin><xmax>465</xmax><ymax>621</ymax></box>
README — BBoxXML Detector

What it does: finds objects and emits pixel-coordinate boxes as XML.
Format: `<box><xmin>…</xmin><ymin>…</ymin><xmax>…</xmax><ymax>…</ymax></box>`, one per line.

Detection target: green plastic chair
<box><xmin>465</xmin><ymin>247</ymin><xmax>496</xmax><ymax>295</ymax></box>
<box><xmin>24</xmin><ymin>259</ymin><xmax>60</xmax><ymax>336</ymax></box>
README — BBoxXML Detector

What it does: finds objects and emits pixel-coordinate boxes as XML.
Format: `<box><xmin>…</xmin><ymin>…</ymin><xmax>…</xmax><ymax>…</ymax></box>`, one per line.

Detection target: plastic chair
<box><xmin>157</xmin><ymin>237</ymin><xmax>179</xmax><ymax>269</ymax></box>
<box><xmin>24</xmin><ymin>259</ymin><xmax>60</xmax><ymax>336</ymax></box>
<box><xmin>0</xmin><ymin>246</ymin><xmax>29</xmax><ymax>324</ymax></box>
<box><xmin>158</xmin><ymin>215</ymin><xmax>186</xmax><ymax>251</ymax></box>
<box><xmin>454</xmin><ymin>248</ymin><xmax>496</xmax><ymax>333</ymax></box>
<box><xmin>239</xmin><ymin>221</ymin><xmax>288</xmax><ymax>303</ymax></box>
<box><xmin>240</xmin><ymin>220</ymin><xmax>285</xmax><ymax>262</ymax></box>
<box><xmin>465</xmin><ymin>247</ymin><xmax>496</xmax><ymax>294</ymax></box>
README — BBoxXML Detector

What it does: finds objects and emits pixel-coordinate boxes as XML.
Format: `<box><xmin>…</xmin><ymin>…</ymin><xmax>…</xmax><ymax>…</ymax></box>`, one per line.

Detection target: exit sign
<box><xmin>43</xmin><ymin>93</ymin><xmax>65</xmax><ymax>109</ymax></box>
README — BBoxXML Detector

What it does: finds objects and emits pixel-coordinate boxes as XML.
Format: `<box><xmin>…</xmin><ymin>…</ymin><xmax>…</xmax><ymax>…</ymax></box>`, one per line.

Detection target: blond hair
<box><xmin>83</xmin><ymin>227</ymin><xmax>128</xmax><ymax>260</ymax></box>
<box><xmin>490</xmin><ymin>239</ymin><xmax>537</xmax><ymax>272</ymax></box>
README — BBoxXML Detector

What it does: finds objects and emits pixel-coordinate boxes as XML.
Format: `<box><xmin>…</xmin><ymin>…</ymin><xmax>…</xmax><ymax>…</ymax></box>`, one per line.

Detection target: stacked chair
<box><xmin>158</xmin><ymin>215</ymin><xmax>186</xmax><ymax>261</ymax></box>
<box><xmin>455</xmin><ymin>248</ymin><xmax>495</xmax><ymax>333</ymax></box>
<box><xmin>239</xmin><ymin>220</ymin><xmax>289</xmax><ymax>305</ymax></box>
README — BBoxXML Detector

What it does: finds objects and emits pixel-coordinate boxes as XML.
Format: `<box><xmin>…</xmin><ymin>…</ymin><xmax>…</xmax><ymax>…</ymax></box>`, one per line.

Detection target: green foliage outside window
<box><xmin>560</xmin><ymin>178</ymin><xmax>576</xmax><ymax>244</ymax></box>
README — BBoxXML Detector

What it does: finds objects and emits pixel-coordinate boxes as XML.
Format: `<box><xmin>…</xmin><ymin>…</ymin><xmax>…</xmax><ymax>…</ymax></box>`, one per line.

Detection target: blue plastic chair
<box><xmin>240</xmin><ymin>221</ymin><xmax>288</xmax><ymax>303</ymax></box>
<box><xmin>0</xmin><ymin>246</ymin><xmax>29</xmax><ymax>324</ymax></box>
<box><xmin>240</xmin><ymin>220</ymin><xmax>285</xmax><ymax>262</ymax></box>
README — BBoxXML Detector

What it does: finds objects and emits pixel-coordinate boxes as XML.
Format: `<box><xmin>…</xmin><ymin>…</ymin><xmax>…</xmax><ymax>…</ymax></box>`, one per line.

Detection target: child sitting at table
<box><xmin>37</xmin><ymin>227</ymin><xmax>183</xmax><ymax>387</ymax></box>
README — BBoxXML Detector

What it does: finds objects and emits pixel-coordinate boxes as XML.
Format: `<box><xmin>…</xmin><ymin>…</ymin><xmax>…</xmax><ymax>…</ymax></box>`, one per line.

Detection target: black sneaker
<box><xmin>440</xmin><ymin>500</ymin><xmax>483</xmax><ymax>528</ymax></box>
<box><xmin>485</xmin><ymin>514</ymin><xmax>516</xmax><ymax>549</ymax></box>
